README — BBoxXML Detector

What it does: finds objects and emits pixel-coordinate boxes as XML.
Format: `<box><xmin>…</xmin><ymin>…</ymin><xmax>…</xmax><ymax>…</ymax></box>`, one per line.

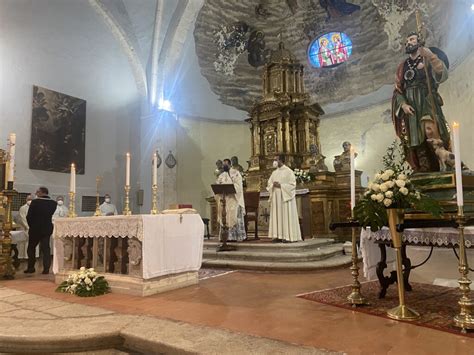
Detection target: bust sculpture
<box><xmin>333</xmin><ymin>141</ymin><xmax>356</xmax><ymax>172</ymax></box>
<box><xmin>308</xmin><ymin>144</ymin><xmax>328</xmax><ymax>173</ymax></box>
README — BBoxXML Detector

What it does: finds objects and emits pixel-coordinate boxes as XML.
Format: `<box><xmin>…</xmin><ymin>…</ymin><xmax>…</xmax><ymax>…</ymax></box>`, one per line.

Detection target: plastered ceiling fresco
<box><xmin>193</xmin><ymin>0</ymin><xmax>454</xmax><ymax>113</ymax></box>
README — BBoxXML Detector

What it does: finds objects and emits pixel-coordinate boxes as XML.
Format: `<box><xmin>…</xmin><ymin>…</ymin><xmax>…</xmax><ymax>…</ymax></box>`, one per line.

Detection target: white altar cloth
<box><xmin>360</xmin><ymin>227</ymin><xmax>474</xmax><ymax>281</ymax></box>
<box><xmin>53</xmin><ymin>214</ymin><xmax>204</xmax><ymax>279</ymax></box>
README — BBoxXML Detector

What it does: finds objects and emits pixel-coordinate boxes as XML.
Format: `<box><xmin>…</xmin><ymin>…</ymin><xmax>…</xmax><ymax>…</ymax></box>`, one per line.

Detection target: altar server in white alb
<box><xmin>267</xmin><ymin>154</ymin><xmax>302</xmax><ymax>243</ymax></box>
<box><xmin>216</xmin><ymin>158</ymin><xmax>246</xmax><ymax>241</ymax></box>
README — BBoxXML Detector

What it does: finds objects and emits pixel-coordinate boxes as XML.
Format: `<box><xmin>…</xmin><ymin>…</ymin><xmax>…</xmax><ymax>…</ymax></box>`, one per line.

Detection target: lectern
<box><xmin>211</xmin><ymin>183</ymin><xmax>236</xmax><ymax>252</ymax></box>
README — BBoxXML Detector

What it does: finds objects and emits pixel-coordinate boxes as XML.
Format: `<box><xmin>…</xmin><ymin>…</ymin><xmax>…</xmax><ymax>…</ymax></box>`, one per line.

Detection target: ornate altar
<box><xmin>239</xmin><ymin>41</ymin><xmax>364</xmax><ymax>240</ymax></box>
<box><xmin>245</xmin><ymin>41</ymin><xmax>325</xmax><ymax>190</ymax></box>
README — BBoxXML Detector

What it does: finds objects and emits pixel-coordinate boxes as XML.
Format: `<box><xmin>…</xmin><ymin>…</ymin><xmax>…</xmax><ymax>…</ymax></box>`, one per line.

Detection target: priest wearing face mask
<box><xmin>53</xmin><ymin>196</ymin><xmax>69</xmax><ymax>220</ymax></box>
<box><xmin>99</xmin><ymin>194</ymin><xmax>118</xmax><ymax>216</ymax></box>
<box><xmin>267</xmin><ymin>155</ymin><xmax>302</xmax><ymax>243</ymax></box>
<box><xmin>215</xmin><ymin>158</ymin><xmax>246</xmax><ymax>242</ymax></box>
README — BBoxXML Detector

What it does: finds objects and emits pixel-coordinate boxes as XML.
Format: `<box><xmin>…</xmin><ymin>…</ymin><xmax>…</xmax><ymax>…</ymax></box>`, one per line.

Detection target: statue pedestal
<box><xmin>410</xmin><ymin>172</ymin><xmax>474</xmax><ymax>216</ymax></box>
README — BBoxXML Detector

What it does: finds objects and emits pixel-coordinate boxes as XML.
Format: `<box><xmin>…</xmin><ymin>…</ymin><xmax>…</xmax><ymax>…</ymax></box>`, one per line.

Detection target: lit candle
<box><xmin>350</xmin><ymin>146</ymin><xmax>355</xmax><ymax>210</ymax></box>
<box><xmin>126</xmin><ymin>152</ymin><xmax>131</xmax><ymax>186</ymax></box>
<box><xmin>452</xmin><ymin>122</ymin><xmax>463</xmax><ymax>207</ymax></box>
<box><xmin>7</xmin><ymin>133</ymin><xmax>16</xmax><ymax>182</ymax></box>
<box><xmin>70</xmin><ymin>163</ymin><xmax>76</xmax><ymax>193</ymax></box>
<box><xmin>152</xmin><ymin>152</ymin><xmax>158</xmax><ymax>186</ymax></box>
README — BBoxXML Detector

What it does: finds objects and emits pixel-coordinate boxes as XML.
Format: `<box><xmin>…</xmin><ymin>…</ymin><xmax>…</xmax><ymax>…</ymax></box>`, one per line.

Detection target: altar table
<box><xmin>53</xmin><ymin>213</ymin><xmax>204</xmax><ymax>296</ymax></box>
<box><xmin>360</xmin><ymin>226</ymin><xmax>474</xmax><ymax>298</ymax></box>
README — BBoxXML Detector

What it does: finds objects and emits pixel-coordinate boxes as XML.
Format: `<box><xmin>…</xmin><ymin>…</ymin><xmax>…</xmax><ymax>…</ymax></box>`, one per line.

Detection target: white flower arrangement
<box><xmin>355</xmin><ymin>141</ymin><xmax>442</xmax><ymax>231</ymax></box>
<box><xmin>293</xmin><ymin>168</ymin><xmax>312</xmax><ymax>184</ymax></box>
<box><xmin>56</xmin><ymin>267</ymin><xmax>110</xmax><ymax>297</ymax></box>
<box><xmin>366</xmin><ymin>169</ymin><xmax>416</xmax><ymax>208</ymax></box>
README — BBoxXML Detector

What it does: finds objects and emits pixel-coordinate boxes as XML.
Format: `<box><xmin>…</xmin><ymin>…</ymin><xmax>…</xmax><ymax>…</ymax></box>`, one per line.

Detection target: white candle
<box><xmin>350</xmin><ymin>146</ymin><xmax>355</xmax><ymax>210</ymax></box>
<box><xmin>70</xmin><ymin>163</ymin><xmax>76</xmax><ymax>193</ymax></box>
<box><xmin>126</xmin><ymin>152</ymin><xmax>131</xmax><ymax>186</ymax></box>
<box><xmin>7</xmin><ymin>133</ymin><xmax>16</xmax><ymax>182</ymax></box>
<box><xmin>452</xmin><ymin>122</ymin><xmax>463</xmax><ymax>207</ymax></box>
<box><xmin>152</xmin><ymin>152</ymin><xmax>158</xmax><ymax>186</ymax></box>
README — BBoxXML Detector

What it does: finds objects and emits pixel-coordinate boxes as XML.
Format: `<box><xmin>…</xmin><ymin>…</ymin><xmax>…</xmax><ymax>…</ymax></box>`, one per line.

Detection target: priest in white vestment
<box><xmin>267</xmin><ymin>155</ymin><xmax>302</xmax><ymax>243</ymax></box>
<box><xmin>215</xmin><ymin>159</ymin><xmax>246</xmax><ymax>242</ymax></box>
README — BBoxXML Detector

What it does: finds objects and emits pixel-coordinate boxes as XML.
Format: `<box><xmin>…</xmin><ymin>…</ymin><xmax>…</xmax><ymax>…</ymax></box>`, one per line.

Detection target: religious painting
<box><xmin>29</xmin><ymin>86</ymin><xmax>86</xmax><ymax>174</ymax></box>
<box><xmin>307</xmin><ymin>32</ymin><xmax>352</xmax><ymax>68</ymax></box>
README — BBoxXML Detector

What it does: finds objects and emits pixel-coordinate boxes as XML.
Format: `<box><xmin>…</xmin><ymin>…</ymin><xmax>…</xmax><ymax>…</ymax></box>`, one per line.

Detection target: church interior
<box><xmin>1</xmin><ymin>0</ymin><xmax>474</xmax><ymax>353</ymax></box>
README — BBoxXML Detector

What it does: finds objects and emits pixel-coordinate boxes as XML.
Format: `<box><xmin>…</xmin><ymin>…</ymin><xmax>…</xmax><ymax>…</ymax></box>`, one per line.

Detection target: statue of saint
<box><xmin>309</xmin><ymin>144</ymin><xmax>328</xmax><ymax>173</ymax></box>
<box><xmin>231</xmin><ymin>156</ymin><xmax>244</xmax><ymax>175</ymax></box>
<box><xmin>392</xmin><ymin>32</ymin><xmax>451</xmax><ymax>172</ymax></box>
<box><xmin>333</xmin><ymin>141</ymin><xmax>355</xmax><ymax>172</ymax></box>
<box><xmin>214</xmin><ymin>159</ymin><xmax>224</xmax><ymax>177</ymax></box>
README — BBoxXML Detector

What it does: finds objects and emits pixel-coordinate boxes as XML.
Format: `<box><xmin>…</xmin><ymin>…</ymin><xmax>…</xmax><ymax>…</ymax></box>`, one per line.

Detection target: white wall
<box><xmin>176</xmin><ymin>116</ymin><xmax>250</xmax><ymax>216</ymax></box>
<box><xmin>0</xmin><ymin>0</ymin><xmax>141</xmax><ymax>212</ymax></box>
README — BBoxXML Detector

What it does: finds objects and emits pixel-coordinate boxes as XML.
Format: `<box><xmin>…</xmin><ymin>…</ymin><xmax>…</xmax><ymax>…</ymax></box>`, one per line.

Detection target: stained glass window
<box><xmin>308</xmin><ymin>32</ymin><xmax>352</xmax><ymax>68</ymax></box>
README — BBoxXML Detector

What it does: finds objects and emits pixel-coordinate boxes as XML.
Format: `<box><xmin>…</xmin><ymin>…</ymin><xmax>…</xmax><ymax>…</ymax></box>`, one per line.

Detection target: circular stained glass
<box><xmin>308</xmin><ymin>32</ymin><xmax>353</xmax><ymax>68</ymax></box>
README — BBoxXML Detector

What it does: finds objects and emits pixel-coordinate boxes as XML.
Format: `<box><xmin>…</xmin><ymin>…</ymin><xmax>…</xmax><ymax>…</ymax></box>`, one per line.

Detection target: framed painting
<box><xmin>29</xmin><ymin>86</ymin><xmax>86</xmax><ymax>174</ymax></box>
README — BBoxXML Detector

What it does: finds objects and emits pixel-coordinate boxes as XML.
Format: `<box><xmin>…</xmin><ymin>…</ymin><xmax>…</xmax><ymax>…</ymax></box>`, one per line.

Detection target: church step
<box><xmin>203</xmin><ymin>244</ymin><xmax>344</xmax><ymax>263</ymax></box>
<box><xmin>201</xmin><ymin>254</ymin><xmax>352</xmax><ymax>271</ymax></box>
<box><xmin>203</xmin><ymin>238</ymin><xmax>335</xmax><ymax>252</ymax></box>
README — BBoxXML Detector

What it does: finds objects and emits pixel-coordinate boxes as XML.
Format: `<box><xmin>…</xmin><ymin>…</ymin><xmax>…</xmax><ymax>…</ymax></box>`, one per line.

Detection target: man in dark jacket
<box><xmin>25</xmin><ymin>186</ymin><xmax>57</xmax><ymax>274</ymax></box>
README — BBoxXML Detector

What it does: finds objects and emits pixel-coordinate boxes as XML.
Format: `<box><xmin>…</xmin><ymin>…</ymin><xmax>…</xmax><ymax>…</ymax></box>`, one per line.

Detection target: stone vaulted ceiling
<box><xmin>193</xmin><ymin>0</ymin><xmax>464</xmax><ymax>114</ymax></box>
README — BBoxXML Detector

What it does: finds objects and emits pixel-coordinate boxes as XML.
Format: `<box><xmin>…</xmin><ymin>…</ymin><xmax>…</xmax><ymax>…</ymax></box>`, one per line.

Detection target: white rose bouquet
<box><xmin>354</xmin><ymin>141</ymin><xmax>442</xmax><ymax>231</ymax></box>
<box><xmin>56</xmin><ymin>267</ymin><xmax>110</xmax><ymax>297</ymax></box>
<box><xmin>293</xmin><ymin>168</ymin><xmax>312</xmax><ymax>184</ymax></box>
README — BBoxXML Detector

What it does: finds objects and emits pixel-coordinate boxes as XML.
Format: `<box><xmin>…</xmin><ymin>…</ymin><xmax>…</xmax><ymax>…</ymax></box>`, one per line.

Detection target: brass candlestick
<box><xmin>151</xmin><ymin>184</ymin><xmax>158</xmax><ymax>214</ymax></box>
<box><xmin>123</xmin><ymin>185</ymin><xmax>131</xmax><ymax>215</ymax></box>
<box><xmin>347</xmin><ymin>211</ymin><xmax>368</xmax><ymax>307</ymax></box>
<box><xmin>1</xmin><ymin>189</ymin><xmax>17</xmax><ymax>279</ymax></box>
<box><xmin>94</xmin><ymin>176</ymin><xmax>102</xmax><ymax>216</ymax></box>
<box><xmin>68</xmin><ymin>191</ymin><xmax>77</xmax><ymax>218</ymax></box>
<box><xmin>386</xmin><ymin>208</ymin><xmax>420</xmax><ymax>321</ymax></box>
<box><xmin>453</xmin><ymin>206</ymin><xmax>474</xmax><ymax>333</ymax></box>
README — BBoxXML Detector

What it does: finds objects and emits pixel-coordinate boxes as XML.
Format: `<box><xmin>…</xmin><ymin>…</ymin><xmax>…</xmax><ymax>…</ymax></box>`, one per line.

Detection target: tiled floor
<box><xmin>3</xmin><ymin>254</ymin><xmax>474</xmax><ymax>354</ymax></box>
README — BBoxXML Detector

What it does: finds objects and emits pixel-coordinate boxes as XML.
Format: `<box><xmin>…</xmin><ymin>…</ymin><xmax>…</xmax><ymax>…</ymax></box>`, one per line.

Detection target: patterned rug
<box><xmin>298</xmin><ymin>281</ymin><xmax>474</xmax><ymax>338</ymax></box>
<box><xmin>198</xmin><ymin>268</ymin><xmax>235</xmax><ymax>280</ymax></box>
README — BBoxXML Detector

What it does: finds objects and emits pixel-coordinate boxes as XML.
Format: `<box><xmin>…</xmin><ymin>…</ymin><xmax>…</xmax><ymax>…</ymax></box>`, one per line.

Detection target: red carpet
<box><xmin>298</xmin><ymin>281</ymin><xmax>473</xmax><ymax>338</ymax></box>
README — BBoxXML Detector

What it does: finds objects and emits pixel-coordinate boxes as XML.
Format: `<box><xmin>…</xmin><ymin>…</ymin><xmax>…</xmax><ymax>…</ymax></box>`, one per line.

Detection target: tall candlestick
<box><xmin>152</xmin><ymin>152</ymin><xmax>158</xmax><ymax>186</ymax></box>
<box><xmin>7</xmin><ymin>133</ymin><xmax>16</xmax><ymax>182</ymax></box>
<box><xmin>452</xmin><ymin>122</ymin><xmax>463</xmax><ymax>207</ymax></box>
<box><xmin>70</xmin><ymin>163</ymin><xmax>76</xmax><ymax>193</ymax></box>
<box><xmin>126</xmin><ymin>152</ymin><xmax>131</xmax><ymax>186</ymax></box>
<box><xmin>350</xmin><ymin>146</ymin><xmax>355</xmax><ymax>210</ymax></box>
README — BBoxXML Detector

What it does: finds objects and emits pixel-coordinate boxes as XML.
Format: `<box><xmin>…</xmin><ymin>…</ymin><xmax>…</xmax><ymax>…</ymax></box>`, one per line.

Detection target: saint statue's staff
<box><xmin>415</xmin><ymin>8</ymin><xmax>441</xmax><ymax>137</ymax></box>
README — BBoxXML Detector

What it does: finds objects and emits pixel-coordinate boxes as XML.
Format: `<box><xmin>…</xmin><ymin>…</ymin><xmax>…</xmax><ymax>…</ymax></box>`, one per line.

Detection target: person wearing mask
<box><xmin>53</xmin><ymin>196</ymin><xmax>69</xmax><ymax>220</ymax></box>
<box><xmin>215</xmin><ymin>158</ymin><xmax>246</xmax><ymax>242</ymax></box>
<box><xmin>267</xmin><ymin>155</ymin><xmax>301</xmax><ymax>243</ymax></box>
<box><xmin>99</xmin><ymin>194</ymin><xmax>118</xmax><ymax>216</ymax></box>
<box><xmin>25</xmin><ymin>187</ymin><xmax>57</xmax><ymax>274</ymax></box>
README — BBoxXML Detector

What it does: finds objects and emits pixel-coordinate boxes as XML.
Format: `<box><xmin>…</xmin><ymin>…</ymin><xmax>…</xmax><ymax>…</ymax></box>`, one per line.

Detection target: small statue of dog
<box><xmin>427</xmin><ymin>138</ymin><xmax>455</xmax><ymax>172</ymax></box>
